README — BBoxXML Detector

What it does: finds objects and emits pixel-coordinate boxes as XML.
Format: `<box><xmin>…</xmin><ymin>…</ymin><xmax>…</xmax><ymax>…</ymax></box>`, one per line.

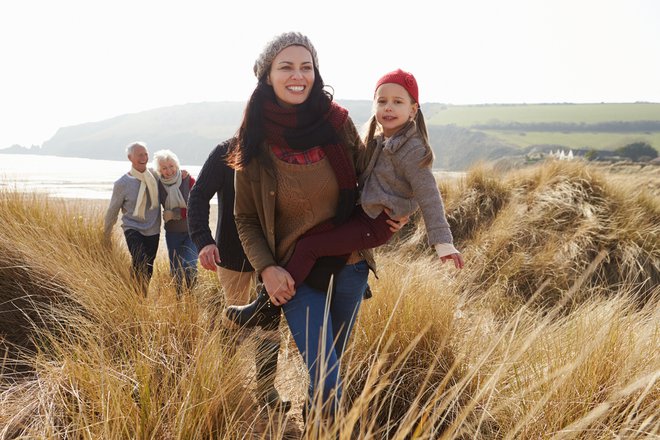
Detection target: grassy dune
<box><xmin>1</xmin><ymin>160</ymin><xmax>658</xmax><ymax>439</ymax></box>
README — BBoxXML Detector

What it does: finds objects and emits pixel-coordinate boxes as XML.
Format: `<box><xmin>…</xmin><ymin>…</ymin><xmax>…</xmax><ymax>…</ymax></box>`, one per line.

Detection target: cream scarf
<box><xmin>160</xmin><ymin>169</ymin><xmax>187</xmax><ymax>222</ymax></box>
<box><xmin>129</xmin><ymin>167</ymin><xmax>159</xmax><ymax>220</ymax></box>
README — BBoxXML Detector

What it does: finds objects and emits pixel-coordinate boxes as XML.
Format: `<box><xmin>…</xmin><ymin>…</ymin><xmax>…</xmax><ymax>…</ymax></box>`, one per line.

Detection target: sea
<box><xmin>1</xmin><ymin>153</ymin><xmax>465</xmax><ymax>200</ymax></box>
<box><xmin>0</xmin><ymin>154</ymin><xmax>203</xmax><ymax>200</ymax></box>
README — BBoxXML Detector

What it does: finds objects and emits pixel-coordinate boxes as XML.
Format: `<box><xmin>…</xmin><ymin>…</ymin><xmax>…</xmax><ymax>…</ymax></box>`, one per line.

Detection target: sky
<box><xmin>1</xmin><ymin>0</ymin><xmax>659</xmax><ymax>149</ymax></box>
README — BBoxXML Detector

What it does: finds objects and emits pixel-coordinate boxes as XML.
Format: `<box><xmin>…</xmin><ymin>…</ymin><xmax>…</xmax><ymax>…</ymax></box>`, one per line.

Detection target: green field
<box><xmin>424</xmin><ymin>103</ymin><xmax>660</xmax><ymax>151</ymax></box>
<box><xmin>483</xmin><ymin>130</ymin><xmax>660</xmax><ymax>150</ymax></box>
<box><xmin>425</xmin><ymin>103</ymin><xmax>660</xmax><ymax>126</ymax></box>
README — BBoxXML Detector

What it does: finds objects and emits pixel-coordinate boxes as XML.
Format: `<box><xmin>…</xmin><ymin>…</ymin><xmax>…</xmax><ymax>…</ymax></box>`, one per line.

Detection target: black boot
<box><xmin>256</xmin><ymin>337</ymin><xmax>291</xmax><ymax>412</ymax></box>
<box><xmin>224</xmin><ymin>285</ymin><xmax>281</xmax><ymax>331</ymax></box>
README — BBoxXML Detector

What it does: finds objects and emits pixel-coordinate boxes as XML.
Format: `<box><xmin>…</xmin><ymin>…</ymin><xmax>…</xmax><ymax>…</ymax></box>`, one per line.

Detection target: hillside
<box><xmin>39</xmin><ymin>102</ymin><xmax>247</xmax><ymax>165</ymax></box>
<box><xmin>6</xmin><ymin>102</ymin><xmax>660</xmax><ymax>170</ymax></box>
<box><xmin>425</xmin><ymin>102</ymin><xmax>660</xmax><ymax>152</ymax></box>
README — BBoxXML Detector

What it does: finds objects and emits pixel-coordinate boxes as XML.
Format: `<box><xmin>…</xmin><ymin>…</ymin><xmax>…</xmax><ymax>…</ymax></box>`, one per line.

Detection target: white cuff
<box><xmin>434</xmin><ymin>243</ymin><xmax>459</xmax><ymax>258</ymax></box>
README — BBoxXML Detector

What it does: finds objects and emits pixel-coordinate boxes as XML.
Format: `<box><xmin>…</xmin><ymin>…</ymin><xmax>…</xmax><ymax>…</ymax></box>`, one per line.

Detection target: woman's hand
<box><xmin>440</xmin><ymin>253</ymin><xmax>465</xmax><ymax>269</ymax></box>
<box><xmin>384</xmin><ymin>208</ymin><xmax>410</xmax><ymax>233</ymax></box>
<box><xmin>199</xmin><ymin>244</ymin><xmax>220</xmax><ymax>271</ymax></box>
<box><xmin>261</xmin><ymin>265</ymin><xmax>295</xmax><ymax>306</ymax></box>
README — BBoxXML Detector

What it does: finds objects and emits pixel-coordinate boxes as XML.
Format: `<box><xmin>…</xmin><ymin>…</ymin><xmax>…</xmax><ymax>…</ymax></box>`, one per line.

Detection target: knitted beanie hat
<box><xmin>375</xmin><ymin>69</ymin><xmax>419</xmax><ymax>104</ymax></box>
<box><xmin>253</xmin><ymin>32</ymin><xmax>319</xmax><ymax>79</ymax></box>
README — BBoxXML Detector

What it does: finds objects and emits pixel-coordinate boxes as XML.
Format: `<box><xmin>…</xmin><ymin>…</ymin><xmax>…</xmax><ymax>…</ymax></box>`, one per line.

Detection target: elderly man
<box><xmin>104</xmin><ymin>141</ymin><xmax>161</xmax><ymax>294</ymax></box>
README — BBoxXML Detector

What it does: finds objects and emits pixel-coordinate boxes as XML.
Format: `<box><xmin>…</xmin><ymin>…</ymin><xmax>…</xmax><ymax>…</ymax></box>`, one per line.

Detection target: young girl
<box><xmin>227</xmin><ymin>68</ymin><xmax>463</xmax><ymax>327</ymax></box>
<box><xmin>153</xmin><ymin>149</ymin><xmax>199</xmax><ymax>297</ymax></box>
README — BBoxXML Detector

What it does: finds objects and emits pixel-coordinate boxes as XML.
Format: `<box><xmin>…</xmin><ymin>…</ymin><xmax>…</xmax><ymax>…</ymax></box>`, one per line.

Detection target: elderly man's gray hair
<box><xmin>126</xmin><ymin>141</ymin><xmax>147</xmax><ymax>155</ymax></box>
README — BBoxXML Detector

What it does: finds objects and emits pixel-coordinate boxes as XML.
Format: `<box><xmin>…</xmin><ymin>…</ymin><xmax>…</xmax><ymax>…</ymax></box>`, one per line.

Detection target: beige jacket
<box><xmin>234</xmin><ymin>117</ymin><xmax>377</xmax><ymax>277</ymax></box>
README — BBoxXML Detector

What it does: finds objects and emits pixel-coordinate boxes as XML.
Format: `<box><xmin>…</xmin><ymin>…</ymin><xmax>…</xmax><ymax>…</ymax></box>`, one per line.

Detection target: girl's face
<box><xmin>267</xmin><ymin>45</ymin><xmax>315</xmax><ymax>108</ymax></box>
<box><xmin>158</xmin><ymin>158</ymin><xmax>178</xmax><ymax>179</ymax></box>
<box><xmin>374</xmin><ymin>83</ymin><xmax>419</xmax><ymax>137</ymax></box>
<box><xmin>128</xmin><ymin>145</ymin><xmax>149</xmax><ymax>172</ymax></box>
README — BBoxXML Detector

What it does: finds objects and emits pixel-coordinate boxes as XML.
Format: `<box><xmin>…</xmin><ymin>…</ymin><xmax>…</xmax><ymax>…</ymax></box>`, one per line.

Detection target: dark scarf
<box><xmin>263</xmin><ymin>99</ymin><xmax>357</xmax><ymax>225</ymax></box>
<box><xmin>263</xmin><ymin>99</ymin><xmax>358</xmax><ymax>290</ymax></box>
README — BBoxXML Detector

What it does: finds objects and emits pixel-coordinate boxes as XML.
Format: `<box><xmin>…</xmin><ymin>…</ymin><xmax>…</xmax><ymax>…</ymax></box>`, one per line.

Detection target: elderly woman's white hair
<box><xmin>126</xmin><ymin>141</ymin><xmax>148</xmax><ymax>155</ymax></box>
<box><xmin>152</xmin><ymin>149</ymin><xmax>181</xmax><ymax>171</ymax></box>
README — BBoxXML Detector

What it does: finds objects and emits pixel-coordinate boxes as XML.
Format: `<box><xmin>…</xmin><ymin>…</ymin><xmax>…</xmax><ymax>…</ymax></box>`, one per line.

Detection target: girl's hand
<box><xmin>384</xmin><ymin>208</ymin><xmax>410</xmax><ymax>233</ymax></box>
<box><xmin>261</xmin><ymin>265</ymin><xmax>296</xmax><ymax>306</ymax></box>
<box><xmin>440</xmin><ymin>253</ymin><xmax>464</xmax><ymax>269</ymax></box>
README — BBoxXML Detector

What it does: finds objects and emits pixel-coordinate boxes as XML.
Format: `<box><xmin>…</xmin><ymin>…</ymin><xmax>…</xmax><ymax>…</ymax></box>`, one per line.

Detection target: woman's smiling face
<box><xmin>158</xmin><ymin>158</ymin><xmax>178</xmax><ymax>179</ymax></box>
<box><xmin>267</xmin><ymin>45</ymin><xmax>315</xmax><ymax>108</ymax></box>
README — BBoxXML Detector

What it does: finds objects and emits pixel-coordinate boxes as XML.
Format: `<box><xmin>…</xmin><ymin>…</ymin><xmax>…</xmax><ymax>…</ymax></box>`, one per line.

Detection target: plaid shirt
<box><xmin>271</xmin><ymin>144</ymin><xmax>326</xmax><ymax>164</ymax></box>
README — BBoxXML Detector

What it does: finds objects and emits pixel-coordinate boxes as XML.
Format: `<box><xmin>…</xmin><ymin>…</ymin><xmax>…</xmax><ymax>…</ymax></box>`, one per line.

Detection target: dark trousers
<box><xmin>285</xmin><ymin>206</ymin><xmax>393</xmax><ymax>288</ymax></box>
<box><xmin>124</xmin><ymin>229</ymin><xmax>160</xmax><ymax>294</ymax></box>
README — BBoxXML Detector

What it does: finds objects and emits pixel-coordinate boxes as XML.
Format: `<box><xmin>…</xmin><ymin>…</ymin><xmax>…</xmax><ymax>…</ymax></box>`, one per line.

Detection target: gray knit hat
<box><xmin>253</xmin><ymin>32</ymin><xmax>319</xmax><ymax>79</ymax></box>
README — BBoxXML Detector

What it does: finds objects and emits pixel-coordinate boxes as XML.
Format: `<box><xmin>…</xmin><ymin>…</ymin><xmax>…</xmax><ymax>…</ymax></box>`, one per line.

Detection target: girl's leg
<box><xmin>286</xmin><ymin>208</ymin><xmax>391</xmax><ymax>288</ymax></box>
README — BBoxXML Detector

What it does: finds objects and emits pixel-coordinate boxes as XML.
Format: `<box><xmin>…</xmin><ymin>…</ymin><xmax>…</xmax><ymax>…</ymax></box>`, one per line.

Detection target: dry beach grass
<box><xmin>0</xmin><ymin>160</ymin><xmax>658</xmax><ymax>439</ymax></box>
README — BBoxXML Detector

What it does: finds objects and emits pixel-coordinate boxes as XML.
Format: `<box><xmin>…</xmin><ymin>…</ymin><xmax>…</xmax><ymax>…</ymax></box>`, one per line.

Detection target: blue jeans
<box><xmin>282</xmin><ymin>260</ymin><xmax>369</xmax><ymax>417</ymax></box>
<box><xmin>165</xmin><ymin>231</ymin><xmax>199</xmax><ymax>295</ymax></box>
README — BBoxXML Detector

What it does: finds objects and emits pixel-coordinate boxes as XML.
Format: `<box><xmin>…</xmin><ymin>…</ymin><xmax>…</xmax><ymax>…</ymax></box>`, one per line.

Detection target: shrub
<box><xmin>615</xmin><ymin>141</ymin><xmax>658</xmax><ymax>162</ymax></box>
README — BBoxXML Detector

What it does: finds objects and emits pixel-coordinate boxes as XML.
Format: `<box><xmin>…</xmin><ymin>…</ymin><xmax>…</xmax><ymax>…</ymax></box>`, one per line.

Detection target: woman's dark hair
<box><xmin>227</xmin><ymin>66</ymin><xmax>333</xmax><ymax>169</ymax></box>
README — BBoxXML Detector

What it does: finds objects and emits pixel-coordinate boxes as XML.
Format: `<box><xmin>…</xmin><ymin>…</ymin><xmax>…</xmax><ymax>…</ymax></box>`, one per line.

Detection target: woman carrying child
<box><xmin>227</xmin><ymin>68</ymin><xmax>463</xmax><ymax>326</ymax></box>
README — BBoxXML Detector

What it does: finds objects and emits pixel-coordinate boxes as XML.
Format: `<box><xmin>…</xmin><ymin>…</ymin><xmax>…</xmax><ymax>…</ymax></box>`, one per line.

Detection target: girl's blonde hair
<box><xmin>364</xmin><ymin>107</ymin><xmax>434</xmax><ymax>168</ymax></box>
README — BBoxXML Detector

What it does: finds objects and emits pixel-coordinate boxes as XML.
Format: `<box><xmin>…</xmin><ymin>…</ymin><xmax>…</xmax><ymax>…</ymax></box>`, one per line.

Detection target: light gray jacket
<box><xmin>104</xmin><ymin>172</ymin><xmax>161</xmax><ymax>239</ymax></box>
<box><xmin>359</xmin><ymin>122</ymin><xmax>454</xmax><ymax>246</ymax></box>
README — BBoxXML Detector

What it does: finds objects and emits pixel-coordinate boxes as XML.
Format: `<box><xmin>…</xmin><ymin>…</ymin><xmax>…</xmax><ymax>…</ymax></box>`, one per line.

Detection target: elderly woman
<box><xmin>153</xmin><ymin>149</ymin><xmax>198</xmax><ymax>297</ymax></box>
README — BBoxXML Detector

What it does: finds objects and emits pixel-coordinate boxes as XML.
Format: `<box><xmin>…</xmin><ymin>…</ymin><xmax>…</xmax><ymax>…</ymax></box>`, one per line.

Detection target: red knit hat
<box><xmin>375</xmin><ymin>69</ymin><xmax>419</xmax><ymax>103</ymax></box>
